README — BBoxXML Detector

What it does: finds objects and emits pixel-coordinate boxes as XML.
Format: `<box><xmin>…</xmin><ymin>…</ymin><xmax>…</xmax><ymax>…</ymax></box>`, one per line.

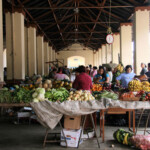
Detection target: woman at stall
<box><xmin>93</xmin><ymin>66</ymin><xmax>110</xmax><ymax>84</ymax></box>
<box><xmin>116</xmin><ymin>65</ymin><xmax>135</xmax><ymax>88</ymax></box>
<box><xmin>54</xmin><ymin>67</ymin><xmax>70</xmax><ymax>80</ymax></box>
<box><xmin>73</xmin><ymin>65</ymin><xmax>92</xmax><ymax>91</ymax></box>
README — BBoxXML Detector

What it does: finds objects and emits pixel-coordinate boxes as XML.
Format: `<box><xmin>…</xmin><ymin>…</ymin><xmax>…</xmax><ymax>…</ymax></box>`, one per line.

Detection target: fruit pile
<box><xmin>52</xmin><ymin>80</ymin><xmax>72</xmax><ymax>90</ymax></box>
<box><xmin>67</xmin><ymin>90</ymin><xmax>95</xmax><ymax>101</ymax></box>
<box><xmin>116</xmin><ymin>64</ymin><xmax>124</xmax><ymax>73</ymax></box>
<box><xmin>113</xmin><ymin>129</ymin><xmax>133</xmax><ymax>146</ymax></box>
<box><xmin>128</xmin><ymin>80</ymin><xmax>142</xmax><ymax>92</ymax></box>
<box><xmin>92</xmin><ymin>84</ymin><xmax>103</xmax><ymax>92</ymax></box>
<box><xmin>141</xmin><ymin>81</ymin><xmax>150</xmax><ymax>92</ymax></box>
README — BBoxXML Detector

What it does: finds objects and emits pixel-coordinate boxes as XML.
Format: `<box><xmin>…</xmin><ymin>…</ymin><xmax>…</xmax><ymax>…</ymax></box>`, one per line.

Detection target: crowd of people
<box><xmin>71</xmin><ymin>62</ymin><xmax>150</xmax><ymax>91</ymax></box>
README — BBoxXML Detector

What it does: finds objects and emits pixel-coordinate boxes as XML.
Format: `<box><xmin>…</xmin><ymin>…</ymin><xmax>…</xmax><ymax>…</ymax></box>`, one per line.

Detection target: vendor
<box><xmin>116</xmin><ymin>65</ymin><xmax>135</xmax><ymax>88</ymax></box>
<box><xmin>73</xmin><ymin>66</ymin><xmax>92</xmax><ymax>91</ymax></box>
<box><xmin>93</xmin><ymin>66</ymin><xmax>110</xmax><ymax>84</ymax></box>
<box><xmin>54</xmin><ymin>67</ymin><xmax>70</xmax><ymax>80</ymax></box>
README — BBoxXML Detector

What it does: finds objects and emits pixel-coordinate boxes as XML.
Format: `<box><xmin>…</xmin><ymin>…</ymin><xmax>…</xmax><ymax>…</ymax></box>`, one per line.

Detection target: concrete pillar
<box><xmin>133</xmin><ymin>7</ymin><xmax>150</xmax><ymax>75</ymax></box>
<box><xmin>106</xmin><ymin>44</ymin><xmax>112</xmax><ymax>63</ymax></box>
<box><xmin>5</xmin><ymin>11</ymin><xmax>13</xmax><ymax>80</ymax></box>
<box><xmin>93</xmin><ymin>51</ymin><xmax>97</xmax><ymax>66</ymax></box>
<box><xmin>44</xmin><ymin>41</ymin><xmax>49</xmax><ymax>75</ymax></box>
<box><xmin>101</xmin><ymin>44</ymin><xmax>106</xmax><ymax>64</ymax></box>
<box><xmin>27</xmin><ymin>25</ymin><xmax>37</xmax><ymax>77</ymax></box>
<box><xmin>36</xmin><ymin>35</ymin><xmax>44</xmax><ymax>75</ymax></box>
<box><xmin>12</xmin><ymin>12</ymin><xmax>25</xmax><ymax>80</ymax></box>
<box><xmin>24</xmin><ymin>26</ymin><xmax>28</xmax><ymax>76</ymax></box>
<box><xmin>120</xmin><ymin>23</ymin><xmax>132</xmax><ymax>67</ymax></box>
<box><xmin>112</xmin><ymin>33</ymin><xmax>120</xmax><ymax>64</ymax></box>
<box><xmin>49</xmin><ymin>46</ymin><xmax>52</xmax><ymax>62</ymax></box>
<box><xmin>0</xmin><ymin>0</ymin><xmax>3</xmax><ymax>81</ymax></box>
<box><xmin>53</xmin><ymin>49</ymin><xmax>56</xmax><ymax>61</ymax></box>
<box><xmin>98</xmin><ymin>48</ymin><xmax>102</xmax><ymax>66</ymax></box>
<box><xmin>96</xmin><ymin>51</ymin><xmax>99</xmax><ymax>67</ymax></box>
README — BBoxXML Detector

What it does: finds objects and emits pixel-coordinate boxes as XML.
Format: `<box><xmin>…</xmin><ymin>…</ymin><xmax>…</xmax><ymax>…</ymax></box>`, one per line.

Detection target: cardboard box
<box><xmin>60</xmin><ymin>128</ymin><xmax>82</xmax><ymax>147</ymax></box>
<box><xmin>64</xmin><ymin>115</ymin><xmax>81</xmax><ymax>130</ymax></box>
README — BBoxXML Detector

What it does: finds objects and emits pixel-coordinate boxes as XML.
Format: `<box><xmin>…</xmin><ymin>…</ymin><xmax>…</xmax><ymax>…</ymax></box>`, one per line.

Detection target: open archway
<box><xmin>67</xmin><ymin>56</ymin><xmax>85</xmax><ymax>68</ymax></box>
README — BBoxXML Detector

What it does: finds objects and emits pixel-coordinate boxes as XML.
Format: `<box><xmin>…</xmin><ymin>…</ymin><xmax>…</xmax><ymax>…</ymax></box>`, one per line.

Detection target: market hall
<box><xmin>0</xmin><ymin>0</ymin><xmax>150</xmax><ymax>150</ymax></box>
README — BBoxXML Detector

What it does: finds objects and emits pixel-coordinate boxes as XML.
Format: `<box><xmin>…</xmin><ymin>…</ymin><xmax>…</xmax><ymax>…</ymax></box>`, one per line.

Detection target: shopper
<box><xmin>144</xmin><ymin>63</ymin><xmax>150</xmax><ymax>81</ymax></box>
<box><xmin>63</xmin><ymin>66</ymin><xmax>70</xmax><ymax>77</ymax></box>
<box><xmin>116</xmin><ymin>65</ymin><xmax>135</xmax><ymax>88</ymax></box>
<box><xmin>140</xmin><ymin>63</ymin><xmax>147</xmax><ymax>75</ymax></box>
<box><xmin>94</xmin><ymin>66</ymin><xmax>110</xmax><ymax>84</ymax></box>
<box><xmin>107</xmin><ymin>67</ymin><xmax>113</xmax><ymax>83</ymax></box>
<box><xmin>54</xmin><ymin>67</ymin><xmax>70</xmax><ymax>80</ymax></box>
<box><xmin>85</xmin><ymin>66</ymin><xmax>90</xmax><ymax>75</ymax></box>
<box><xmin>90</xmin><ymin>66</ymin><xmax>97</xmax><ymax>78</ymax></box>
<box><xmin>49</xmin><ymin>68</ymin><xmax>57</xmax><ymax>79</ymax></box>
<box><xmin>73</xmin><ymin>65</ymin><xmax>92</xmax><ymax>91</ymax></box>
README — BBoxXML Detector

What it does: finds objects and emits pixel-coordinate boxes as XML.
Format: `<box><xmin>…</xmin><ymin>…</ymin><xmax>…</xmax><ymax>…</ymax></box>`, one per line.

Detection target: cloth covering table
<box><xmin>30</xmin><ymin>99</ymin><xmax>150</xmax><ymax>129</ymax></box>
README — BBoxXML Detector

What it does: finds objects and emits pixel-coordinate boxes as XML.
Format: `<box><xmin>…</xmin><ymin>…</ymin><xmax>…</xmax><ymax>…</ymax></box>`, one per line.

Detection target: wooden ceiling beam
<box><xmin>16</xmin><ymin>0</ymin><xmax>56</xmax><ymax>50</ymax></box>
<box><xmin>127</xmin><ymin>0</ymin><xmax>142</xmax><ymax>5</ymax></box>
<box><xmin>37</xmin><ymin>21</ymin><xmax>119</xmax><ymax>24</ymax></box>
<box><xmin>34</xmin><ymin>11</ymin><xmax>51</xmax><ymax>20</ymax></box>
<box><xmin>22</xmin><ymin>0</ymin><xmax>31</xmax><ymax>5</ymax></box>
<box><xmin>47</xmin><ymin>0</ymin><xmax>66</xmax><ymax>45</ymax></box>
<box><xmin>25</xmin><ymin>6</ymin><xmax>134</xmax><ymax>10</ymax></box>
<box><xmin>86</xmin><ymin>0</ymin><xmax>106</xmax><ymax>46</ymax></box>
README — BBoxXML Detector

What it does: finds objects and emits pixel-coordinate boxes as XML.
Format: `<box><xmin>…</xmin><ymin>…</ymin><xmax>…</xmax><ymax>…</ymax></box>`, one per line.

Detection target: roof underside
<box><xmin>3</xmin><ymin>0</ymin><xmax>149</xmax><ymax>51</ymax></box>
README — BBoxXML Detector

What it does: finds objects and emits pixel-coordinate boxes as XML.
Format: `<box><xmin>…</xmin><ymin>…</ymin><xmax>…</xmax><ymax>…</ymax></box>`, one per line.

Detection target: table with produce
<box><xmin>1</xmin><ymin>76</ymin><xmax>150</xmax><ymax>149</ymax></box>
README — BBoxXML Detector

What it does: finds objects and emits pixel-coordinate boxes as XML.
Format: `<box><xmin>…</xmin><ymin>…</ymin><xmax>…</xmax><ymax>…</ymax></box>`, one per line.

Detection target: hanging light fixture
<box><xmin>106</xmin><ymin>0</ymin><xmax>114</xmax><ymax>44</ymax></box>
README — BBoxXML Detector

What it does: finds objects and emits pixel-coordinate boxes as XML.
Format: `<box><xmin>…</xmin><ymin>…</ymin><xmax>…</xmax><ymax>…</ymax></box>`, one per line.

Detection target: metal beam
<box><xmin>25</xmin><ymin>6</ymin><xmax>134</xmax><ymax>10</ymax></box>
<box><xmin>47</xmin><ymin>0</ymin><xmax>65</xmax><ymax>45</ymax></box>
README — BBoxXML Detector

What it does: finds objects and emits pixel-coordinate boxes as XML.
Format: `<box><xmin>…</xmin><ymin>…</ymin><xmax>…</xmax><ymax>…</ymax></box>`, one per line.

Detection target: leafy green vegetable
<box><xmin>45</xmin><ymin>87</ymin><xmax>69</xmax><ymax>102</ymax></box>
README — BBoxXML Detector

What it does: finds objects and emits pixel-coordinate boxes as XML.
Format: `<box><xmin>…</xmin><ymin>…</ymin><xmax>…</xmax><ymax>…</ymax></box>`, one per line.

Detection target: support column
<box><xmin>12</xmin><ymin>11</ymin><xmax>25</xmax><ymax>80</ymax></box>
<box><xmin>101</xmin><ymin>44</ymin><xmax>106</xmax><ymax>64</ymax></box>
<box><xmin>93</xmin><ymin>51</ymin><xmax>97</xmax><ymax>66</ymax></box>
<box><xmin>37</xmin><ymin>35</ymin><xmax>44</xmax><ymax>75</ymax></box>
<box><xmin>120</xmin><ymin>23</ymin><xmax>132</xmax><ymax>67</ymax></box>
<box><xmin>5</xmin><ymin>11</ymin><xmax>13</xmax><ymax>80</ymax></box>
<box><xmin>0</xmin><ymin>0</ymin><xmax>3</xmax><ymax>81</ymax></box>
<box><xmin>106</xmin><ymin>44</ymin><xmax>112</xmax><ymax>63</ymax></box>
<box><xmin>49</xmin><ymin>46</ymin><xmax>52</xmax><ymax>62</ymax></box>
<box><xmin>98</xmin><ymin>48</ymin><xmax>102</xmax><ymax>66</ymax></box>
<box><xmin>27</xmin><ymin>25</ymin><xmax>37</xmax><ymax>77</ymax></box>
<box><xmin>24</xmin><ymin>26</ymin><xmax>28</xmax><ymax>76</ymax></box>
<box><xmin>112</xmin><ymin>33</ymin><xmax>120</xmax><ymax>64</ymax></box>
<box><xmin>134</xmin><ymin>7</ymin><xmax>150</xmax><ymax>75</ymax></box>
<box><xmin>44</xmin><ymin>41</ymin><xmax>49</xmax><ymax>75</ymax></box>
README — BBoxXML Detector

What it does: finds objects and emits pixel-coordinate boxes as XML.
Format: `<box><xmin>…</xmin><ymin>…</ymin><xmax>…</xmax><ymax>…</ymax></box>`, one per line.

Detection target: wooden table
<box><xmin>100</xmin><ymin>107</ymin><xmax>135</xmax><ymax>142</ymax></box>
<box><xmin>0</xmin><ymin>103</ymin><xmax>30</xmax><ymax>107</ymax></box>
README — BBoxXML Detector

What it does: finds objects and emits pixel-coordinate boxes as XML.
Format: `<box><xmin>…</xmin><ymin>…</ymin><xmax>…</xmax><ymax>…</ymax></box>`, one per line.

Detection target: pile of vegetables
<box><xmin>92</xmin><ymin>84</ymin><xmax>103</xmax><ymax>92</ymax></box>
<box><xmin>45</xmin><ymin>87</ymin><xmax>69</xmax><ymax>102</ymax></box>
<box><xmin>131</xmin><ymin>135</ymin><xmax>150</xmax><ymax>150</ymax></box>
<box><xmin>52</xmin><ymin>80</ymin><xmax>72</xmax><ymax>91</ymax></box>
<box><xmin>32</xmin><ymin>88</ymin><xmax>45</xmax><ymax>102</ymax></box>
<box><xmin>67</xmin><ymin>90</ymin><xmax>95</xmax><ymax>101</ymax></box>
<box><xmin>113</xmin><ymin>129</ymin><xmax>133</xmax><ymax>146</ymax></box>
<box><xmin>0</xmin><ymin>87</ymin><xmax>34</xmax><ymax>103</ymax></box>
<box><xmin>94</xmin><ymin>90</ymin><xmax>119</xmax><ymax>100</ymax></box>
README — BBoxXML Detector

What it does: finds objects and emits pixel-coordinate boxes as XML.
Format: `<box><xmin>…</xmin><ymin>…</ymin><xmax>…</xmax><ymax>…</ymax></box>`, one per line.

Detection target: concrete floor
<box><xmin>0</xmin><ymin>118</ymin><xmax>140</xmax><ymax>150</ymax></box>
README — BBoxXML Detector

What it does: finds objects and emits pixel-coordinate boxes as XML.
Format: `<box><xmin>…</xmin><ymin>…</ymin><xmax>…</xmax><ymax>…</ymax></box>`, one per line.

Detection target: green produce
<box><xmin>12</xmin><ymin>88</ymin><xmax>34</xmax><ymax>103</ymax></box>
<box><xmin>94</xmin><ymin>90</ymin><xmax>119</xmax><ymax>100</ymax></box>
<box><xmin>45</xmin><ymin>87</ymin><xmax>69</xmax><ymax>102</ymax></box>
<box><xmin>32</xmin><ymin>88</ymin><xmax>45</xmax><ymax>102</ymax></box>
<box><xmin>0</xmin><ymin>90</ymin><xmax>12</xmax><ymax>103</ymax></box>
<box><xmin>113</xmin><ymin>129</ymin><xmax>133</xmax><ymax>146</ymax></box>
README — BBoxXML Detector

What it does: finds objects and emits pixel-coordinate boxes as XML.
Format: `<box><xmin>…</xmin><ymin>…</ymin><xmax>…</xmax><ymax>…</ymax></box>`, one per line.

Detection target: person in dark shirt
<box><xmin>145</xmin><ymin>63</ymin><xmax>150</xmax><ymax>82</ymax></box>
<box><xmin>73</xmin><ymin>66</ymin><xmax>92</xmax><ymax>91</ymax></box>
<box><xmin>140</xmin><ymin>63</ymin><xmax>147</xmax><ymax>75</ymax></box>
